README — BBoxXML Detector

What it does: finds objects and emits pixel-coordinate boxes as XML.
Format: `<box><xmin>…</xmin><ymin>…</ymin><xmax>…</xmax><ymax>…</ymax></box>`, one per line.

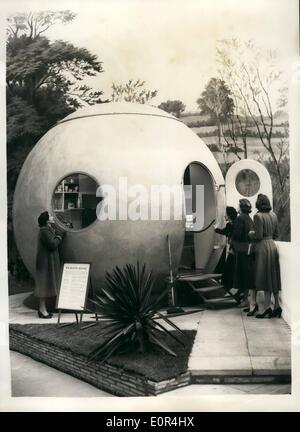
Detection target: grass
<box><xmin>10</xmin><ymin>323</ymin><xmax>196</xmax><ymax>382</ymax></box>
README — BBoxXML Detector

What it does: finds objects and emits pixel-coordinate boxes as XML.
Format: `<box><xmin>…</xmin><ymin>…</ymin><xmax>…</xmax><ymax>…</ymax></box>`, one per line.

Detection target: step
<box><xmin>192</xmin><ymin>285</ymin><xmax>224</xmax><ymax>293</ymax></box>
<box><xmin>204</xmin><ymin>297</ymin><xmax>237</xmax><ymax>304</ymax></box>
<box><xmin>177</xmin><ymin>273</ymin><xmax>222</xmax><ymax>282</ymax></box>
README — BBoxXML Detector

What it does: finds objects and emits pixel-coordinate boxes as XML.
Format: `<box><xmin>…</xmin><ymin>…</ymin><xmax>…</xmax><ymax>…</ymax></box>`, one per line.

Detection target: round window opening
<box><xmin>235</xmin><ymin>169</ymin><xmax>260</xmax><ymax>197</ymax></box>
<box><xmin>52</xmin><ymin>173</ymin><xmax>101</xmax><ymax>230</ymax></box>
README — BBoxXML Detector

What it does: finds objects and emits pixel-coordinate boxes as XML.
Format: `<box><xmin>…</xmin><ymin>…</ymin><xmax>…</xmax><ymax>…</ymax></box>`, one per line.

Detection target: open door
<box><xmin>180</xmin><ymin>158</ymin><xmax>273</xmax><ymax>274</ymax></box>
<box><xmin>181</xmin><ymin>162</ymin><xmax>226</xmax><ymax>272</ymax></box>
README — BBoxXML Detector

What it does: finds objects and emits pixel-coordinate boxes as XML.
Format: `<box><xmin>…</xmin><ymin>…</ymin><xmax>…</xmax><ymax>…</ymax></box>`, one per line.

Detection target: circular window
<box><xmin>52</xmin><ymin>173</ymin><xmax>101</xmax><ymax>230</ymax></box>
<box><xmin>235</xmin><ymin>169</ymin><xmax>260</xmax><ymax>197</ymax></box>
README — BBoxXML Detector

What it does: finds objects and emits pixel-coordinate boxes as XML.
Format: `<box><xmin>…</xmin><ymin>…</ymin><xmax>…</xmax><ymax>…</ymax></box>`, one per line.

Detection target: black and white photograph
<box><xmin>1</xmin><ymin>0</ymin><xmax>300</xmax><ymax>412</ymax></box>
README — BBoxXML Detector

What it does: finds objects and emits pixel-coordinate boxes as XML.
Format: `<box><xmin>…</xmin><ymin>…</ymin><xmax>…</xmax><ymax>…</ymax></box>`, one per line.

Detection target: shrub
<box><xmin>196</xmin><ymin>129</ymin><xmax>219</xmax><ymax>138</ymax></box>
<box><xmin>89</xmin><ymin>262</ymin><xmax>185</xmax><ymax>362</ymax></box>
<box><xmin>207</xmin><ymin>143</ymin><xmax>220</xmax><ymax>152</ymax></box>
<box><xmin>187</xmin><ymin>119</ymin><xmax>216</xmax><ymax>128</ymax></box>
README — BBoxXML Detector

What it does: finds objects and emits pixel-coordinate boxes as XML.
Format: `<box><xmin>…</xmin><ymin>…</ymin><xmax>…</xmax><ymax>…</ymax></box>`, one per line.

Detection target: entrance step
<box><xmin>175</xmin><ymin>271</ymin><xmax>235</xmax><ymax>308</ymax></box>
<box><xmin>203</xmin><ymin>297</ymin><xmax>237</xmax><ymax>304</ymax></box>
<box><xmin>202</xmin><ymin>297</ymin><xmax>237</xmax><ymax>309</ymax></box>
<box><xmin>177</xmin><ymin>273</ymin><xmax>222</xmax><ymax>282</ymax></box>
<box><xmin>192</xmin><ymin>285</ymin><xmax>224</xmax><ymax>294</ymax></box>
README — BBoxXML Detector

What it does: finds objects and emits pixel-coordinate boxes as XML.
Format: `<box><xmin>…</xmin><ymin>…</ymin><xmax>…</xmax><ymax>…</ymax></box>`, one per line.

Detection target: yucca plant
<box><xmin>88</xmin><ymin>262</ymin><xmax>185</xmax><ymax>362</ymax></box>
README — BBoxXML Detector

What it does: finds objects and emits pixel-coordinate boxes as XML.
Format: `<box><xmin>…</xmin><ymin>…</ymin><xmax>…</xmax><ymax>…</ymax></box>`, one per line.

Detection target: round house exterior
<box><xmin>13</xmin><ymin>102</ymin><xmax>226</xmax><ymax>291</ymax></box>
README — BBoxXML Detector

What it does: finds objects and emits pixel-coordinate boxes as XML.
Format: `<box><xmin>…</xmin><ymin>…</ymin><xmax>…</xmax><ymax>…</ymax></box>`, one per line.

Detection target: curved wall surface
<box><xmin>13</xmin><ymin>103</ymin><xmax>225</xmax><ymax>291</ymax></box>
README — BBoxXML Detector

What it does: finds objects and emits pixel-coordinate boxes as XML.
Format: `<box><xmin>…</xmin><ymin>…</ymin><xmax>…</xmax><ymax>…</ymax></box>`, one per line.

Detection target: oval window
<box><xmin>235</xmin><ymin>169</ymin><xmax>260</xmax><ymax>197</ymax></box>
<box><xmin>52</xmin><ymin>173</ymin><xmax>101</xmax><ymax>230</ymax></box>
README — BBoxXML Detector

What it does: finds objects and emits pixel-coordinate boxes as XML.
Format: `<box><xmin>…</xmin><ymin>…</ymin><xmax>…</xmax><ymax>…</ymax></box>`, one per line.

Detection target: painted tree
<box><xmin>7</xmin><ymin>11</ymin><xmax>105</xmax><ymax>199</ymax></box>
<box><xmin>217</xmin><ymin>38</ymin><xmax>288</xmax><ymax>189</ymax></box>
<box><xmin>7</xmin><ymin>10</ymin><xmax>108</xmax><ymax>276</ymax></box>
<box><xmin>217</xmin><ymin>38</ymin><xmax>290</xmax><ymax>240</ymax></box>
<box><xmin>197</xmin><ymin>78</ymin><xmax>234</xmax><ymax>167</ymax></box>
<box><xmin>158</xmin><ymin>100</ymin><xmax>186</xmax><ymax>118</ymax></box>
<box><xmin>7</xmin><ymin>10</ymin><xmax>76</xmax><ymax>38</ymax></box>
<box><xmin>111</xmin><ymin>79</ymin><xmax>158</xmax><ymax>104</ymax></box>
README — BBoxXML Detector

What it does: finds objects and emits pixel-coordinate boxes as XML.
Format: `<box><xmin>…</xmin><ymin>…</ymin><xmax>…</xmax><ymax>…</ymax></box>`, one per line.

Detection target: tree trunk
<box><xmin>242</xmin><ymin>134</ymin><xmax>248</xmax><ymax>159</ymax></box>
<box><xmin>217</xmin><ymin>118</ymin><xmax>221</xmax><ymax>147</ymax></box>
<box><xmin>217</xmin><ymin>118</ymin><xmax>228</xmax><ymax>170</ymax></box>
<box><xmin>271</xmin><ymin>152</ymin><xmax>284</xmax><ymax>191</ymax></box>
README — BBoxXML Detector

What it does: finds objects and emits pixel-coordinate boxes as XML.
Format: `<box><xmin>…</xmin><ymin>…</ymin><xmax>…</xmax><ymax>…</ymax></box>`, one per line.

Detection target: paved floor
<box><xmin>11</xmin><ymin>351</ymin><xmax>113</xmax><ymax>397</ymax></box>
<box><xmin>9</xmin><ymin>292</ymin><xmax>291</xmax><ymax>397</ymax></box>
<box><xmin>189</xmin><ymin>308</ymin><xmax>291</xmax><ymax>378</ymax></box>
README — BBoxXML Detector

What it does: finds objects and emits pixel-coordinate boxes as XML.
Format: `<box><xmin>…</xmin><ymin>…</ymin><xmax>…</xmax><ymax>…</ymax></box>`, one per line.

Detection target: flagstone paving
<box><xmin>8</xmin><ymin>293</ymin><xmax>291</xmax><ymax>396</ymax></box>
<box><xmin>188</xmin><ymin>308</ymin><xmax>291</xmax><ymax>379</ymax></box>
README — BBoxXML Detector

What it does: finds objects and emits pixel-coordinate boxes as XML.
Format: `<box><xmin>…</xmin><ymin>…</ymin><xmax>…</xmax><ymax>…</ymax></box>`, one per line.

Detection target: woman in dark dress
<box><xmin>215</xmin><ymin>206</ymin><xmax>238</xmax><ymax>294</ymax></box>
<box><xmin>35</xmin><ymin>211</ymin><xmax>65</xmax><ymax>318</ymax></box>
<box><xmin>231</xmin><ymin>199</ymin><xmax>256</xmax><ymax>314</ymax></box>
<box><xmin>249</xmin><ymin>194</ymin><xmax>282</xmax><ymax>318</ymax></box>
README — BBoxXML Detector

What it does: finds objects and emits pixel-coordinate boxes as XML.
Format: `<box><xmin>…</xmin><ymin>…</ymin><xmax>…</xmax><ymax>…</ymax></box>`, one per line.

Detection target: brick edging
<box><xmin>9</xmin><ymin>327</ymin><xmax>191</xmax><ymax>396</ymax></box>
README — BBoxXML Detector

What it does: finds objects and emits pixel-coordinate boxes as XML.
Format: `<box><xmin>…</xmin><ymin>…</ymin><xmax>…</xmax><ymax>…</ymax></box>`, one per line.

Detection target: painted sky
<box><xmin>3</xmin><ymin>0</ymin><xmax>299</xmax><ymax>110</ymax></box>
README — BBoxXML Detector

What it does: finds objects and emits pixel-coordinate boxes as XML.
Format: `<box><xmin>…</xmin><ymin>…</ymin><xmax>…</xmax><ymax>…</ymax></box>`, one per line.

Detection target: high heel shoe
<box><xmin>233</xmin><ymin>293</ymin><xmax>242</xmax><ymax>304</ymax></box>
<box><xmin>38</xmin><ymin>311</ymin><xmax>52</xmax><ymax>319</ymax></box>
<box><xmin>256</xmin><ymin>307</ymin><xmax>273</xmax><ymax>319</ymax></box>
<box><xmin>247</xmin><ymin>304</ymin><xmax>258</xmax><ymax>317</ymax></box>
<box><xmin>272</xmin><ymin>307</ymin><xmax>282</xmax><ymax>318</ymax></box>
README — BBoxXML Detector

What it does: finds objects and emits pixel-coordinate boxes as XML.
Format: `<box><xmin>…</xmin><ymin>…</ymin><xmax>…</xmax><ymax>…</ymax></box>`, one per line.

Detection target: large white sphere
<box><xmin>13</xmin><ymin>103</ymin><xmax>226</xmax><ymax>292</ymax></box>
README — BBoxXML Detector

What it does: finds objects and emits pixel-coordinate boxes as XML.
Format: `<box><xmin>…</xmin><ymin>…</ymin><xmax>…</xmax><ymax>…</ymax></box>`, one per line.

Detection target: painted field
<box><xmin>179</xmin><ymin>112</ymin><xmax>289</xmax><ymax>164</ymax></box>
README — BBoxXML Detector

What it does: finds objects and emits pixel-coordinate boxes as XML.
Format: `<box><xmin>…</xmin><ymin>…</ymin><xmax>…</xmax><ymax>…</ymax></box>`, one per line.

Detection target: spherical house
<box><xmin>13</xmin><ymin>103</ymin><xmax>226</xmax><ymax>292</ymax></box>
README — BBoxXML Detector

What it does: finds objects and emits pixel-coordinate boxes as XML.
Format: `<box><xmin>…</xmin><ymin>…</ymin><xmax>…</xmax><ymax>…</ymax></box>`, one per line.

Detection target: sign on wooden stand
<box><xmin>56</xmin><ymin>263</ymin><xmax>97</xmax><ymax>328</ymax></box>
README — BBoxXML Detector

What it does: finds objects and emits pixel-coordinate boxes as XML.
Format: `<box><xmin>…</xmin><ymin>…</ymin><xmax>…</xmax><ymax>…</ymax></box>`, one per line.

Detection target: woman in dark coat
<box><xmin>249</xmin><ymin>194</ymin><xmax>282</xmax><ymax>318</ymax></box>
<box><xmin>231</xmin><ymin>199</ymin><xmax>256</xmax><ymax>314</ymax></box>
<box><xmin>35</xmin><ymin>211</ymin><xmax>65</xmax><ymax>318</ymax></box>
<box><xmin>215</xmin><ymin>206</ymin><xmax>238</xmax><ymax>294</ymax></box>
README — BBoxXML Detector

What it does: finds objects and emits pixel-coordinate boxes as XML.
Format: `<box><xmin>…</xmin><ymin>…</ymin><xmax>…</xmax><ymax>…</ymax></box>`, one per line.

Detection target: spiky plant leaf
<box><xmin>148</xmin><ymin>329</ymin><xmax>177</xmax><ymax>357</ymax></box>
<box><xmin>149</xmin><ymin>320</ymin><xmax>185</xmax><ymax>347</ymax></box>
<box><xmin>88</xmin><ymin>262</ymin><xmax>185</xmax><ymax>361</ymax></box>
<box><xmin>89</xmin><ymin>322</ymin><xmax>135</xmax><ymax>361</ymax></box>
<box><xmin>155</xmin><ymin>312</ymin><xmax>186</xmax><ymax>336</ymax></box>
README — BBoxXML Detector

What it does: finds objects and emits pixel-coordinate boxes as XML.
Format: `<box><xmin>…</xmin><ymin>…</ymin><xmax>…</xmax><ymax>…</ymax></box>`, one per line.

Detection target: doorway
<box><xmin>181</xmin><ymin>162</ymin><xmax>217</xmax><ymax>271</ymax></box>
